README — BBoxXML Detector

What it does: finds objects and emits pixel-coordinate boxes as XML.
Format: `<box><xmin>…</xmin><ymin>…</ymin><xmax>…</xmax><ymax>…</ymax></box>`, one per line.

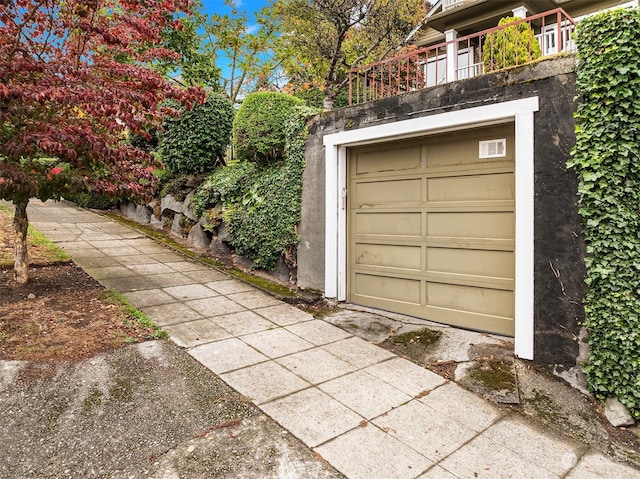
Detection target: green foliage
<box><xmin>193</xmin><ymin>106</ymin><xmax>319</xmax><ymax>270</ymax></box>
<box><xmin>158</xmin><ymin>94</ymin><xmax>234</xmax><ymax>175</ymax></box>
<box><xmin>190</xmin><ymin>161</ymin><xmax>259</xmax><ymax>216</ymax></box>
<box><xmin>65</xmin><ymin>192</ymin><xmax>119</xmax><ymax>210</ymax></box>
<box><xmin>483</xmin><ymin>16</ymin><xmax>542</xmax><ymax>71</ymax></box>
<box><xmin>232</xmin><ymin>92</ymin><xmax>305</xmax><ymax>165</ymax></box>
<box><xmin>568</xmin><ymin>8</ymin><xmax>640</xmax><ymax>418</ymax></box>
<box><xmin>155</xmin><ymin>10</ymin><xmax>221</xmax><ymax>89</ymax></box>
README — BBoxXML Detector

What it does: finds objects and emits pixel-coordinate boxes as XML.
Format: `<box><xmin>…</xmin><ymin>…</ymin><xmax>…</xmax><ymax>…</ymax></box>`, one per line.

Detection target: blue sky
<box><xmin>199</xmin><ymin>0</ymin><xmax>269</xmax><ymax>19</ymax></box>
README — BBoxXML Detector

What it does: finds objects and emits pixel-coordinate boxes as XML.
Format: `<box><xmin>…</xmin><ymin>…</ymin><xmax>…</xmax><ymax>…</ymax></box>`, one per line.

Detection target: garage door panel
<box><xmin>354</xmin><ymin>145</ymin><xmax>422</xmax><ymax>175</ymax></box>
<box><xmin>426</xmin><ymin>247</ymin><xmax>514</xmax><ymax>279</ymax></box>
<box><xmin>426</xmin><ymin>282</ymin><xmax>513</xmax><ymax>319</ymax></box>
<box><xmin>424</xmin><ymin>307</ymin><xmax>514</xmax><ymax>336</ymax></box>
<box><xmin>355</xmin><ymin>243</ymin><xmax>421</xmax><ymax>271</ymax></box>
<box><xmin>353</xmin><ymin>273</ymin><xmax>421</xmax><ymax>304</ymax></box>
<box><xmin>348</xmin><ymin>125</ymin><xmax>515</xmax><ymax>336</ymax></box>
<box><xmin>355</xmin><ymin>179</ymin><xmax>422</xmax><ymax>207</ymax></box>
<box><xmin>427</xmin><ymin>173</ymin><xmax>514</xmax><ymax>202</ymax></box>
<box><xmin>355</xmin><ymin>212</ymin><xmax>422</xmax><ymax>237</ymax></box>
<box><xmin>428</xmin><ymin>212</ymin><xmax>514</xmax><ymax>239</ymax></box>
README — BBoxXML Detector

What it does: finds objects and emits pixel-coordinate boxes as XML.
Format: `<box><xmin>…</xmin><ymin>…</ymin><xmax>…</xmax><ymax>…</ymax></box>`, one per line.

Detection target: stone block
<box><xmin>171</xmin><ymin>213</ymin><xmax>185</xmax><ymax>237</ymax></box>
<box><xmin>210</xmin><ymin>237</ymin><xmax>232</xmax><ymax>256</ymax></box>
<box><xmin>604</xmin><ymin>397</ymin><xmax>635</xmax><ymax>427</ymax></box>
<box><xmin>187</xmin><ymin>223</ymin><xmax>211</xmax><ymax>250</ymax></box>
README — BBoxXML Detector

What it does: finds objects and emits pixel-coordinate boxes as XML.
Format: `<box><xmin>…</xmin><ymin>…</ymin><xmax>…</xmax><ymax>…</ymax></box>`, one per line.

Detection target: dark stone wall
<box><xmin>299</xmin><ymin>56</ymin><xmax>585</xmax><ymax>367</ymax></box>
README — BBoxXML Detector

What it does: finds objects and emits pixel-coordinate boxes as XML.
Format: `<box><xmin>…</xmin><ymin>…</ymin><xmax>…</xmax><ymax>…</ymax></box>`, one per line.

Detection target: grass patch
<box><xmin>391</xmin><ymin>328</ymin><xmax>443</xmax><ymax>348</ymax></box>
<box><xmin>97</xmin><ymin>290</ymin><xmax>167</xmax><ymax>339</ymax></box>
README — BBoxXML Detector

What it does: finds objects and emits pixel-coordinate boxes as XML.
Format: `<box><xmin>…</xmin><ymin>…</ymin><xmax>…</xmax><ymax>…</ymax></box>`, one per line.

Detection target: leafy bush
<box><xmin>158</xmin><ymin>93</ymin><xmax>234</xmax><ymax>175</ymax></box>
<box><xmin>569</xmin><ymin>8</ymin><xmax>640</xmax><ymax>418</ymax></box>
<box><xmin>189</xmin><ymin>161</ymin><xmax>258</xmax><ymax>216</ymax></box>
<box><xmin>65</xmin><ymin>192</ymin><xmax>118</xmax><ymax>210</ymax></box>
<box><xmin>483</xmin><ymin>16</ymin><xmax>542</xmax><ymax>72</ymax></box>
<box><xmin>232</xmin><ymin>92</ymin><xmax>305</xmax><ymax>165</ymax></box>
<box><xmin>193</xmin><ymin>106</ymin><xmax>319</xmax><ymax>270</ymax></box>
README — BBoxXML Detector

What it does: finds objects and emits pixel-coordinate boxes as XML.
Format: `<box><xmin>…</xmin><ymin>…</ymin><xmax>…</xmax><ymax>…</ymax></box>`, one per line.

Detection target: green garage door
<box><xmin>348</xmin><ymin>124</ymin><xmax>515</xmax><ymax>336</ymax></box>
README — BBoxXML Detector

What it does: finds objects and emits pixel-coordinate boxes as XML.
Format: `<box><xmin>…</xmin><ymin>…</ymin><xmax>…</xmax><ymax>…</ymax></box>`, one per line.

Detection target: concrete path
<box><xmin>21</xmin><ymin>200</ymin><xmax>640</xmax><ymax>479</ymax></box>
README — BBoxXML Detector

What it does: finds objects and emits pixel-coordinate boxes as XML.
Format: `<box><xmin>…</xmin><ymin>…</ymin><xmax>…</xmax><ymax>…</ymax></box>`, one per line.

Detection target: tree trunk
<box><xmin>13</xmin><ymin>198</ymin><xmax>29</xmax><ymax>285</ymax></box>
<box><xmin>323</xmin><ymin>93</ymin><xmax>334</xmax><ymax>110</ymax></box>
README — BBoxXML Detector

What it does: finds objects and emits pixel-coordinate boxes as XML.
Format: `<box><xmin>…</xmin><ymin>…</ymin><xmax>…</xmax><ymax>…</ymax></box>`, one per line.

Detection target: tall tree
<box><xmin>0</xmin><ymin>0</ymin><xmax>205</xmax><ymax>284</ymax></box>
<box><xmin>208</xmin><ymin>0</ymin><xmax>278</xmax><ymax>104</ymax></box>
<box><xmin>267</xmin><ymin>0</ymin><xmax>425</xmax><ymax>109</ymax></box>
<box><xmin>154</xmin><ymin>7</ymin><xmax>222</xmax><ymax>89</ymax></box>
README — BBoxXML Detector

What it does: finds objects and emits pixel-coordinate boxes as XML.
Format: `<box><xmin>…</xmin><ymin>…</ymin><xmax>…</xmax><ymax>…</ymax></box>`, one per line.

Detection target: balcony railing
<box><xmin>348</xmin><ymin>8</ymin><xmax>576</xmax><ymax>106</ymax></box>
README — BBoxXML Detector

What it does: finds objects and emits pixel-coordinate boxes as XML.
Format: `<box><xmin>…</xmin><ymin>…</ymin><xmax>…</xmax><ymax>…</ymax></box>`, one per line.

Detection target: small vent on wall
<box><xmin>479</xmin><ymin>139</ymin><xmax>506</xmax><ymax>158</ymax></box>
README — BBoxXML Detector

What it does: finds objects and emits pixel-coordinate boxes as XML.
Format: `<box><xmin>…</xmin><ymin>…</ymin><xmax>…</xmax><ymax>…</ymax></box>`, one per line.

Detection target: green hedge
<box><xmin>158</xmin><ymin>94</ymin><xmax>234</xmax><ymax>175</ymax></box>
<box><xmin>483</xmin><ymin>16</ymin><xmax>542</xmax><ymax>72</ymax></box>
<box><xmin>192</xmin><ymin>106</ymin><xmax>319</xmax><ymax>270</ymax></box>
<box><xmin>232</xmin><ymin>92</ymin><xmax>305</xmax><ymax>165</ymax></box>
<box><xmin>569</xmin><ymin>8</ymin><xmax>640</xmax><ymax>417</ymax></box>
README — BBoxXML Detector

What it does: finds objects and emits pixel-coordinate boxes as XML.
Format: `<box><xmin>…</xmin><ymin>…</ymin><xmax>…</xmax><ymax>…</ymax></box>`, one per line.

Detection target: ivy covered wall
<box><xmin>569</xmin><ymin>8</ymin><xmax>640</xmax><ymax>418</ymax></box>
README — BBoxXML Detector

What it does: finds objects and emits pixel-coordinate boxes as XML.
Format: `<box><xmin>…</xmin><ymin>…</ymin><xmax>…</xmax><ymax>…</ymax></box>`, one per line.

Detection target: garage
<box><xmin>348</xmin><ymin>124</ymin><xmax>515</xmax><ymax>336</ymax></box>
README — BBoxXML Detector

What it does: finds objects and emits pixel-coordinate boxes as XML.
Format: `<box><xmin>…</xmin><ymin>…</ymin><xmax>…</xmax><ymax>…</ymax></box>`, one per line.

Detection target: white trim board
<box><xmin>323</xmin><ymin>97</ymin><xmax>539</xmax><ymax>360</ymax></box>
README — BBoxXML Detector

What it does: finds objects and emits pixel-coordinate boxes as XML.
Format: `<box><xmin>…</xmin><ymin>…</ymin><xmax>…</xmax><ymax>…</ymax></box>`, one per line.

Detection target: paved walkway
<box><xmin>21</xmin><ymin>200</ymin><xmax>640</xmax><ymax>479</ymax></box>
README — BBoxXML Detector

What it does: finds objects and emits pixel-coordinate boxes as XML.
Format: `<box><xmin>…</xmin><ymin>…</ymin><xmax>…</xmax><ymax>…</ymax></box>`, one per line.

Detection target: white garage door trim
<box><xmin>323</xmin><ymin>97</ymin><xmax>539</xmax><ymax>360</ymax></box>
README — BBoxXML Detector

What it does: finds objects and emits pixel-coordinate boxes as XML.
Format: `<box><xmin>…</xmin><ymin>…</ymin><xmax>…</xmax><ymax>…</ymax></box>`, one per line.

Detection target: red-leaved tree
<box><xmin>0</xmin><ymin>0</ymin><xmax>205</xmax><ymax>284</ymax></box>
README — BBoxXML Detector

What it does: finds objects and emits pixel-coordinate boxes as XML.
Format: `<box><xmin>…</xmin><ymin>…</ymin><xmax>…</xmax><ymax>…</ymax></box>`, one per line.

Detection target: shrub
<box><xmin>483</xmin><ymin>16</ymin><xmax>542</xmax><ymax>72</ymax></box>
<box><xmin>192</xmin><ymin>106</ymin><xmax>319</xmax><ymax>270</ymax></box>
<box><xmin>569</xmin><ymin>8</ymin><xmax>640</xmax><ymax>418</ymax></box>
<box><xmin>158</xmin><ymin>93</ymin><xmax>234</xmax><ymax>175</ymax></box>
<box><xmin>232</xmin><ymin>92</ymin><xmax>305</xmax><ymax>165</ymax></box>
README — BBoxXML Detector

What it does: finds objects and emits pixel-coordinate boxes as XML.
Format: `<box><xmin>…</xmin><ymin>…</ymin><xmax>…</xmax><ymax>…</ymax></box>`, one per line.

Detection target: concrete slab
<box><xmin>182</xmin><ymin>269</ymin><xmax>230</xmax><ymax>283</ymax></box>
<box><xmin>254</xmin><ymin>303</ymin><xmax>315</xmax><ymax>326</ymax></box>
<box><xmin>56</xmin><ymin>241</ymin><xmax>95</xmax><ymax>251</ymax></box>
<box><xmin>261</xmin><ymin>387</ymin><xmax>363</xmax><ymax>447</ymax></box>
<box><xmin>140</xmin><ymin>302</ymin><xmax>203</xmax><ymax>326</ymax></box>
<box><xmin>184</xmin><ymin>296</ymin><xmax>247</xmax><ymax>317</ymax></box>
<box><xmin>162</xmin><ymin>284</ymin><xmax>219</xmax><ymax>301</ymax></box>
<box><xmin>286</xmin><ymin>320</ymin><xmax>352</xmax><ymax>346</ymax></box>
<box><xmin>164</xmin><ymin>319</ymin><xmax>232</xmax><ymax>348</ymax></box>
<box><xmin>149</xmin><ymin>252</ymin><xmax>191</xmax><ymax>263</ymax></box>
<box><xmin>133</xmin><ymin>244</ymin><xmax>175</xmax><ymax>255</ymax></box>
<box><xmin>315</xmin><ymin>425</ymin><xmax>433</xmax><ymax>479</ymax></box>
<box><xmin>226</xmin><ymin>290</ymin><xmax>283</xmax><ymax>309</ymax></box>
<box><xmin>99</xmin><ymin>245</ymin><xmax>142</xmax><ymax>257</ymax></box>
<box><xmin>209</xmin><ymin>310</ymin><xmax>278</xmax><ymax>336</ymax></box>
<box><xmin>483</xmin><ymin>417</ymin><xmax>581</xmax><ymax>476</ymax></box>
<box><xmin>319</xmin><ymin>370</ymin><xmax>412</xmax><ymax>420</ymax></box>
<box><xmin>205</xmin><ymin>279</ymin><xmax>256</xmax><ymax>295</ymax></box>
<box><xmin>321</xmin><ymin>337</ymin><xmax>396</xmax><ymax>369</ymax></box>
<box><xmin>276</xmin><ymin>348</ymin><xmax>358</xmax><ymax>384</ymax></box>
<box><xmin>97</xmin><ymin>275</ymin><xmax>159</xmax><ymax>292</ymax></box>
<box><xmin>126</xmin><ymin>263</ymin><xmax>177</xmax><ymax>276</ymax></box>
<box><xmin>82</xmin><ymin>265</ymin><xmax>134</xmax><ymax>280</ymax></box>
<box><xmin>220</xmin><ymin>361</ymin><xmax>310</xmax><ymax>405</ymax></box>
<box><xmin>123</xmin><ymin>289</ymin><xmax>176</xmax><ymax>308</ymax></box>
<box><xmin>436</xmin><ymin>433</ymin><xmax>559</xmax><ymax>479</ymax></box>
<box><xmin>86</xmin><ymin>239</ymin><xmax>132</xmax><ymax>249</ymax></box>
<box><xmin>147</xmin><ymin>272</ymin><xmax>199</xmax><ymax>288</ymax></box>
<box><xmin>373</xmin><ymin>399</ymin><xmax>478</xmax><ymax>462</ymax></box>
<box><xmin>241</xmin><ymin>328</ymin><xmax>315</xmax><ymax>359</ymax></box>
<box><xmin>416</xmin><ymin>465</ymin><xmax>459</xmax><ymax>479</ymax></box>
<box><xmin>418</xmin><ymin>382</ymin><xmax>503</xmax><ymax>432</ymax></box>
<box><xmin>565</xmin><ymin>452</ymin><xmax>640</xmax><ymax>478</ymax></box>
<box><xmin>164</xmin><ymin>261</ymin><xmax>211</xmax><ymax>272</ymax></box>
<box><xmin>189</xmin><ymin>338</ymin><xmax>268</xmax><ymax>374</ymax></box>
<box><xmin>364</xmin><ymin>357</ymin><xmax>446</xmax><ymax>397</ymax></box>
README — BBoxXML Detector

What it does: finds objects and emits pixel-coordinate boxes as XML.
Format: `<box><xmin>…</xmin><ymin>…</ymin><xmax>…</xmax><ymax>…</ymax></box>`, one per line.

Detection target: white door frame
<box><xmin>323</xmin><ymin>97</ymin><xmax>539</xmax><ymax>360</ymax></box>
